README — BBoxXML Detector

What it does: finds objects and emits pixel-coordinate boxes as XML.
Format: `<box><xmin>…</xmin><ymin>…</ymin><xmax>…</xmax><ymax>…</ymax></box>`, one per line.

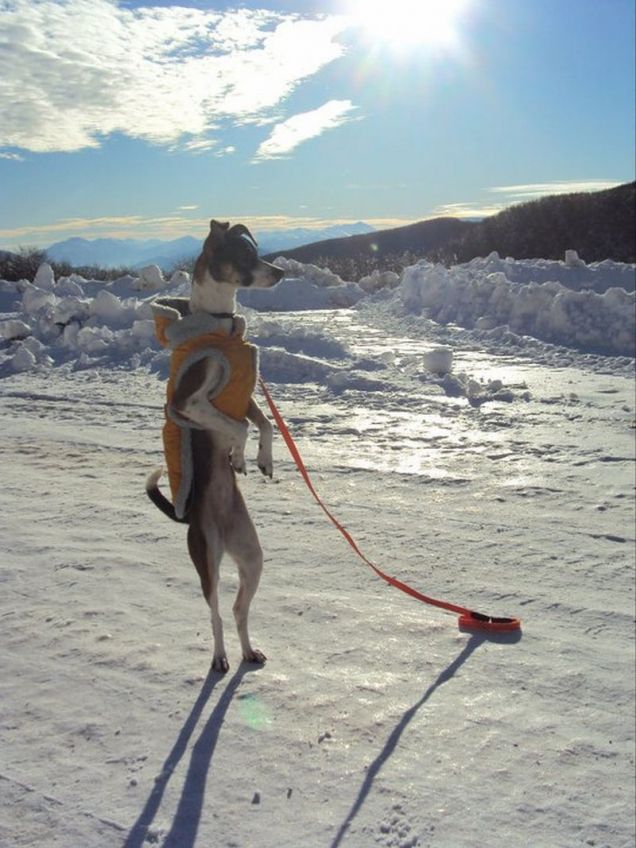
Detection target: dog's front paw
<box><xmin>231</xmin><ymin>445</ymin><xmax>247</xmax><ymax>475</ymax></box>
<box><xmin>257</xmin><ymin>446</ymin><xmax>273</xmax><ymax>479</ymax></box>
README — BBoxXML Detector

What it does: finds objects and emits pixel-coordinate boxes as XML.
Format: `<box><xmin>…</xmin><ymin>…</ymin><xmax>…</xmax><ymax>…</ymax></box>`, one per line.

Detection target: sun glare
<box><xmin>347</xmin><ymin>0</ymin><xmax>470</xmax><ymax>52</ymax></box>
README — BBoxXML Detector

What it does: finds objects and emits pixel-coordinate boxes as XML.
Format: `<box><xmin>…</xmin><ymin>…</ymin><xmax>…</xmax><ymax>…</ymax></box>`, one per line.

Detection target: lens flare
<box><xmin>238</xmin><ymin>693</ymin><xmax>271</xmax><ymax>730</ymax></box>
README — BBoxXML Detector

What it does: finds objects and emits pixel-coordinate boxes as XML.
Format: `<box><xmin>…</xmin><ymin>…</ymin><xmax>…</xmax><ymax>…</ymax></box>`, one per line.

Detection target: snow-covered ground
<box><xmin>1</xmin><ymin>254</ymin><xmax>634</xmax><ymax>847</ymax></box>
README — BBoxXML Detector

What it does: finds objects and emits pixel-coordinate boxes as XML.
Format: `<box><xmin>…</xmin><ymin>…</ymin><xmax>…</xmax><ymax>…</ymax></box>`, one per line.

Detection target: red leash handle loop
<box><xmin>259</xmin><ymin>379</ymin><xmax>521</xmax><ymax>633</ymax></box>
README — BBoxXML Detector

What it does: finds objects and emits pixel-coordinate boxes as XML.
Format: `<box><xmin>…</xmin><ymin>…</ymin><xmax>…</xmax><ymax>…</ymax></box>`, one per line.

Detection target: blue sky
<box><xmin>1</xmin><ymin>0</ymin><xmax>634</xmax><ymax>249</ymax></box>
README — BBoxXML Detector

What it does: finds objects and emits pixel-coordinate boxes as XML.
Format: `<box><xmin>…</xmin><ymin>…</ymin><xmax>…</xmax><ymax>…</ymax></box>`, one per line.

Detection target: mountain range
<box><xmin>8</xmin><ymin>183</ymin><xmax>633</xmax><ymax>283</ymax></box>
<box><xmin>44</xmin><ymin>222</ymin><xmax>375</xmax><ymax>270</ymax></box>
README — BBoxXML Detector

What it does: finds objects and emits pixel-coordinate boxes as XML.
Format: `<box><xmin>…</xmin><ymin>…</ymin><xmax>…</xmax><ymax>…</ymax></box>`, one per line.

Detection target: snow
<box><xmin>400</xmin><ymin>256</ymin><xmax>635</xmax><ymax>357</ymax></box>
<box><xmin>0</xmin><ymin>253</ymin><xmax>634</xmax><ymax>847</ymax></box>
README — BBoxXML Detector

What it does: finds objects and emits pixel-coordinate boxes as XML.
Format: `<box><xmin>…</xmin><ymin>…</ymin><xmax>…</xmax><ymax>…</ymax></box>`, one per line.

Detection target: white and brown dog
<box><xmin>146</xmin><ymin>220</ymin><xmax>284</xmax><ymax>673</ymax></box>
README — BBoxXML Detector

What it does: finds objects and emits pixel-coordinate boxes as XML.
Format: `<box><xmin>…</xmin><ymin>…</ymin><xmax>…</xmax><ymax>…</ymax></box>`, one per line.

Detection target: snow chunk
<box><xmin>168</xmin><ymin>269</ymin><xmax>190</xmax><ymax>288</ymax></box>
<box><xmin>11</xmin><ymin>345</ymin><xmax>37</xmax><ymax>372</ymax></box>
<box><xmin>270</xmin><ymin>257</ymin><xmax>345</xmax><ymax>287</ymax></box>
<box><xmin>33</xmin><ymin>263</ymin><xmax>55</xmax><ymax>290</ymax></box>
<box><xmin>565</xmin><ymin>249</ymin><xmax>585</xmax><ymax>267</ymax></box>
<box><xmin>137</xmin><ymin>265</ymin><xmax>166</xmax><ymax>291</ymax></box>
<box><xmin>0</xmin><ymin>319</ymin><xmax>31</xmax><ymax>340</ymax></box>
<box><xmin>22</xmin><ymin>283</ymin><xmax>56</xmax><ymax>316</ymax></box>
<box><xmin>90</xmin><ymin>289</ymin><xmax>125</xmax><ymax>322</ymax></box>
<box><xmin>131</xmin><ymin>319</ymin><xmax>156</xmax><ymax>341</ymax></box>
<box><xmin>238</xmin><ymin>277</ymin><xmax>364</xmax><ymax>311</ymax></box>
<box><xmin>53</xmin><ymin>296</ymin><xmax>90</xmax><ymax>327</ymax></box>
<box><xmin>358</xmin><ymin>269</ymin><xmax>400</xmax><ymax>293</ymax></box>
<box><xmin>422</xmin><ymin>346</ymin><xmax>453</xmax><ymax>375</ymax></box>
<box><xmin>56</xmin><ymin>276</ymin><xmax>85</xmax><ymax>297</ymax></box>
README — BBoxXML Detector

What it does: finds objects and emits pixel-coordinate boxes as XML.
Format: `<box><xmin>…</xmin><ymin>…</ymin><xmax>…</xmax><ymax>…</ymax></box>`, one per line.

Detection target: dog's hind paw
<box><xmin>257</xmin><ymin>447</ymin><xmax>273</xmax><ymax>478</ymax></box>
<box><xmin>257</xmin><ymin>461</ymin><xmax>273</xmax><ymax>479</ymax></box>
<box><xmin>243</xmin><ymin>649</ymin><xmax>267</xmax><ymax>665</ymax></box>
<box><xmin>211</xmin><ymin>655</ymin><xmax>230</xmax><ymax>674</ymax></box>
<box><xmin>231</xmin><ymin>447</ymin><xmax>247</xmax><ymax>475</ymax></box>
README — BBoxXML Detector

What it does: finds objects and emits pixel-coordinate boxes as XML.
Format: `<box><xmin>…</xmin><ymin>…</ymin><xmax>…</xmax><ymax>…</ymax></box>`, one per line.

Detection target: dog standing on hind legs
<box><xmin>146</xmin><ymin>220</ymin><xmax>284</xmax><ymax>673</ymax></box>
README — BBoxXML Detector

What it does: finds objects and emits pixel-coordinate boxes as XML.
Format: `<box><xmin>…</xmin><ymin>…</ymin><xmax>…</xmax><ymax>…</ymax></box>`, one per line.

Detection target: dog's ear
<box><xmin>227</xmin><ymin>223</ymin><xmax>258</xmax><ymax>252</ymax></box>
<box><xmin>209</xmin><ymin>220</ymin><xmax>230</xmax><ymax>240</ymax></box>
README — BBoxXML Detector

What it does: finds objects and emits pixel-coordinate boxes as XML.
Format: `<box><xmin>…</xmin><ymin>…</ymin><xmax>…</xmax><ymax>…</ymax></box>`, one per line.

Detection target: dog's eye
<box><xmin>239</xmin><ymin>240</ymin><xmax>257</xmax><ymax>258</ymax></box>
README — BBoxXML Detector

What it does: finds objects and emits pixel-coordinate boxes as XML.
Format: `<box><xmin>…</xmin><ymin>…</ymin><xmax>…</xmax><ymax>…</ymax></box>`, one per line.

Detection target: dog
<box><xmin>146</xmin><ymin>220</ymin><xmax>284</xmax><ymax>673</ymax></box>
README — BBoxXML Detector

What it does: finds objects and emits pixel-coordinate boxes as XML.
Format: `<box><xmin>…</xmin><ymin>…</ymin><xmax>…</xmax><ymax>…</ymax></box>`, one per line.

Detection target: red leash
<box><xmin>259</xmin><ymin>379</ymin><xmax>521</xmax><ymax>633</ymax></box>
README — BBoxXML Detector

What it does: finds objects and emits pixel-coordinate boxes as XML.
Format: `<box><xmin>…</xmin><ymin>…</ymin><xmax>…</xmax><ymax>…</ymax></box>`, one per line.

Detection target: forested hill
<box><xmin>436</xmin><ymin>181</ymin><xmax>635</xmax><ymax>264</ymax></box>
<box><xmin>263</xmin><ymin>217</ymin><xmax>472</xmax><ymax>268</ymax></box>
<box><xmin>267</xmin><ymin>182</ymin><xmax>635</xmax><ymax>275</ymax></box>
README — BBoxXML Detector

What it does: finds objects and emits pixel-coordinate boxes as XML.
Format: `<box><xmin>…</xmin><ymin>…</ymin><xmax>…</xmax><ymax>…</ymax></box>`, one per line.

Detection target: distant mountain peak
<box><xmin>44</xmin><ymin>222</ymin><xmax>376</xmax><ymax>269</ymax></box>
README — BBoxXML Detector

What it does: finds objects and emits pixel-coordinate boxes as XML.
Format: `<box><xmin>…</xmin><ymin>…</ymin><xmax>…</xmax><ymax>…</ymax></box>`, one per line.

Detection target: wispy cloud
<box><xmin>0</xmin><ymin>1</ymin><xmax>349</xmax><ymax>155</ymax></box>
<box><xmin>0</xmin><ymin>215</ymin><xmax>202</xmax><ymax>244</ymax></box>
<box><xmin>489</xmin><ymin>180</ymin><xmax>622</xmax><ymax>201</ymax></box>
<box><xmin>0</xmin><ymin>152</ymin><xmax>24</xmax><ymax>162</ymax></box>
<box><xmin>253</xmin><ymin>100</ymin><xmax>357</xmax><ymax>162</ymax></box>
<box><xmin>0</xmin><ymin>212</ymin><xmax>422</xmax><ymax>248</ymax></box>
<box><xmin>431</xmin><ymin>180</ymin><xmax>625</xmax><ymax>220</ymax></box>
<box><xmin>431</xmin><ymin>201</ymin><xmax>505</xmax><ymax>219</ymax></box>
<box><xmin>180</xmin><ymin>139</ymin><xmax>219</xmax><ymax>155</ymax></box>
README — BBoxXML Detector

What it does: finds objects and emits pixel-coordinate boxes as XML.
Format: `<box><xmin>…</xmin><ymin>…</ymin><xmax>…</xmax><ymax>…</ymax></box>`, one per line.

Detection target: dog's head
<box><xmin>199</xmin><ymin>220</ymin><xmax>284</xmax><ymax>289</ymax></box>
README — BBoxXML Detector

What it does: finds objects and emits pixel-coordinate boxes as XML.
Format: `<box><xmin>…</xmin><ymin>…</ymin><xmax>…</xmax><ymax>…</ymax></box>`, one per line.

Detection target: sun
<box><xmin>346</xmin><ymin>0</ymin><xmax>471</xmax><ymax>52</ymax></box>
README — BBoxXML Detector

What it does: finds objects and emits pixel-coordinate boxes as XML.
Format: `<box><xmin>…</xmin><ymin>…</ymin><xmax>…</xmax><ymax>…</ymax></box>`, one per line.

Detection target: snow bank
<box><xmin>1</xmin><ymin>251</ymin><xmax>634</xmax><ymax>377</ymax></box>
<box><xmin>267</xmin><ymin>256</ymin><xmax>346</xmax><ymax>287</ymax></box>
<box><xmin>0</xmin><ymin>264</ymin><xmax>360</xmax><ymax>378</ymax></box>
<box><xmin>399</xmin><ymin>258</ymin><xmax>635</xmax><ymax>357</ymax></box>
<box><xmin>238</xmin><ymin>277</ymin><xmax>364</xmax><ymax>311</ymax></box>
<box><xmin>358</xmin><ymin>269</ymin><xmax>401</xmax><ymax>293</ymax></box>
<box><xmin>463</xmin><ymin>251</ymin><xmax>635</xmax><ymax>293</ymax></box>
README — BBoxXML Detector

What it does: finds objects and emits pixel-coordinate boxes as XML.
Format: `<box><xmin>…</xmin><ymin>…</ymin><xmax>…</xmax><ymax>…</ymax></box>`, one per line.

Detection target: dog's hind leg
<box><xmin>225</xmin><ymin>494</ymin><xmax>266</xmax><ymax>665</ymax></box>
<box><xmin>188</xmin><ymin>519</ymin><xmax>229</xmax><ymax>673</ymax></box>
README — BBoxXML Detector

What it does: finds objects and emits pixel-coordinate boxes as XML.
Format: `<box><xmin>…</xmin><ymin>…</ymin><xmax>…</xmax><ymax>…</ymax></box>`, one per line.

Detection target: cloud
<box><xmin>0</xmin><ymin>1</ymin><xmax>348</xmax><ymax>154</ymax></box>
<box><xmin>253</xmin><ymin>100</ymin><xmax>357</xmax><ymax>162</ymax></box>
<box><xmin>431</xmin><ymin>180</ymin><xmax>625</xmax><ymax>220</ymax></box>
<box><xmin>0</xmin><ymin>215</ymin><xmax>197</xmax><ymax>244</ymax></box>
<box><xmin>0</xmin><ymin>152</ymin><xmax>24</xmax><ymax>162</ymax></box>
<box><xmin>431</xmin><ymin>201</ymin><xmax>506</xmax><ymax>219</ymax></box>
<box><xmin>0</xmin><ymin>212</ymin><xmax>422</xmax><ymax>248</ymax></box>
<box><xmin>489</xmin><ymin>180</ymin><xmax>622</xmax><ymax>201</ymax></box>
<box><xmin>180</xmin><ymin>139</ymin><xmax>219</xmax><ymax>155</ymax></box>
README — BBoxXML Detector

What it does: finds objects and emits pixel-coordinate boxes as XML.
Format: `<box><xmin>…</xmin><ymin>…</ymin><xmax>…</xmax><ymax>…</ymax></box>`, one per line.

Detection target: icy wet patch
<box><xmin>257</xmin><ymin>309</ymin><xmax>634</xmax><ymax>504</ymax></box>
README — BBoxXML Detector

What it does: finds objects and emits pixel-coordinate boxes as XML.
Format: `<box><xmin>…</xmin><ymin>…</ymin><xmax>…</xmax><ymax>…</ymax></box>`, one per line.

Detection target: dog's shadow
<box><xmin>123</xmin><ymin>664</ymin><xmax>251</xmax><ymax>848</ymax></box>
<box><xmin>330</xmin><ymin>630</ymin><xmax>522</xmax><ymax>847</ymax></box>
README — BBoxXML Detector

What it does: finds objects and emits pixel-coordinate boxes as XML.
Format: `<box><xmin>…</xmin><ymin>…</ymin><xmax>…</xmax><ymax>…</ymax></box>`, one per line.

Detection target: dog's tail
<box><xmin>145</xmin><ymin>467</ymin><xmax>189</xmax><ymax>524</ymax></box>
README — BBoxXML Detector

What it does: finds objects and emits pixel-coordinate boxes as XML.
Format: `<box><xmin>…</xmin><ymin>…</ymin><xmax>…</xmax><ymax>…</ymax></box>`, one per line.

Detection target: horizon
<box><xmin>1</xmin><ymin>0</ymin><xmax>634</xmax><ymax>250</ymax></box>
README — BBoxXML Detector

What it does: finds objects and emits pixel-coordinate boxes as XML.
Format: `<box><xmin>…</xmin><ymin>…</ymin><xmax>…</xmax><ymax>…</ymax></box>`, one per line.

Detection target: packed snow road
<box><xmin>1</xmin><ymin>301</ymin><xmax>634</xmax><ymax>848</ymax></box>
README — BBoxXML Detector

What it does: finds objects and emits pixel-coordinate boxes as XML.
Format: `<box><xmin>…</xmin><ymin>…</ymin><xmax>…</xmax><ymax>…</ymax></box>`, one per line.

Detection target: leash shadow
<box><xmin>330</xmin><ymin>633</ymin><xmax>498</xmax><ymax>848</ymax></box>
<box><xmin>123</xmin><ymin>665</ymin><xmax>247</xmax><ymax>848</ymax></box>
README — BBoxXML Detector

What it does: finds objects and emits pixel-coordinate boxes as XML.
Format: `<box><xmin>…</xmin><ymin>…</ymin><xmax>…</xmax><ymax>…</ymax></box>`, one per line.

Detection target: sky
<box><xmin>0</xmin><ymin>0</ymin><xmax>634</xmax><ymax>249</ymax></box>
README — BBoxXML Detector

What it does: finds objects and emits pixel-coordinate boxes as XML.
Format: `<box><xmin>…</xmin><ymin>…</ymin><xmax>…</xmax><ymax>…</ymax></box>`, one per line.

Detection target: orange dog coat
<box><xmin>152</xmin><ymin>297</ymin><xmax>258</xmax><ymax>518</ymax></box>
